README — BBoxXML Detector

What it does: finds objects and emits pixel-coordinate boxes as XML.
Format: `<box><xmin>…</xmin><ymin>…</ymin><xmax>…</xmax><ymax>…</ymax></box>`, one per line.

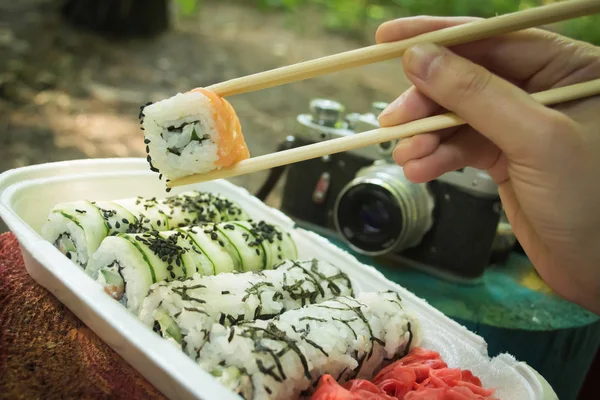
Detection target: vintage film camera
<box><xmin>277</xmin><ymin>99</ymin><xmax>505</xmax><ymax>281</ymax></box>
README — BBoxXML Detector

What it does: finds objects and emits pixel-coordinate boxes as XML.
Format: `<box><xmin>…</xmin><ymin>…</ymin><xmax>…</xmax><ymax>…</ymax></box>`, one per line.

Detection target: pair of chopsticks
<box><xmin>168</xmin><ymin>0</ymin><xmax>600</xmax><ymax>188</ymax></box>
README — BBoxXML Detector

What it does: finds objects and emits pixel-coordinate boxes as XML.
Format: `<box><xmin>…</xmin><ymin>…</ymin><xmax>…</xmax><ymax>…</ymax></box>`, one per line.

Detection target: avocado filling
<box><xmin>162</xmin><ymin>121</ymin><xmax>210</xmax><ymax>156</ymax></box>
<box><xmin>55</xmin><ymin>233</ymin><xmax>78</xmax><ymax>264</ymax></box>
<box><xmin>153</xmin><ymin>309</ymin><xmax>183</xmax><ymax>344</ymax></box>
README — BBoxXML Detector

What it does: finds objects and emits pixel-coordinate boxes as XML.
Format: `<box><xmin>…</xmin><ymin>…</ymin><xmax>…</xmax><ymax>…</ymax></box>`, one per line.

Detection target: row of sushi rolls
<box><xmin>41</xmin><ymin>89</ymin><xmax>498</xmax><ymax>400</ymax></box>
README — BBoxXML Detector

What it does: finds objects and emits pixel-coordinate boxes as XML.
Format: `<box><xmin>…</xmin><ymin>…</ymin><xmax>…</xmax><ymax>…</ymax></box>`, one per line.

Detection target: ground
<box><xmin>0</xmin><ymin>0</ymin><xmax>411</xmax><ymax>232</ymax></box>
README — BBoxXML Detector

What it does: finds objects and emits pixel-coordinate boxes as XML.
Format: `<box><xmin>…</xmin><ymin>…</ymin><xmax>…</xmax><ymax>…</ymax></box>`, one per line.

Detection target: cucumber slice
<box><xmin>153</xmin><ymin>309</ymin><xmax>182</xmax><ymax>344</ymax></box>
<box><xmin>197</xmin><ymin>224</ymin><xmax>242</xmax><ymax>272</ymax></box>
<box><xmin>232</xmin><ymin>221</ymin><xmax>297</xmax><ymax>269</ymax></box>
<box><xmin>184</xmin><ymin>226</ymin><xmax>237</xmax><ymax>274</ymax></box>
<box><xmin>233</xmin><ymin>222</ymin><xmax>268</xmax><ymax>271</ymax></box>
<box><xmin>277</xmin><ymin>231</ymin><xmax>298</xmax><ymax>261</ymax></box>
<box><xmin>94</xmin><ymin>200</ymin><xmax>139</xmax><ymax>234</ymax></box>
<box><xmin>116</xmin><ymin>197</ymin><xmax>169</xmax><ymax>231</ymax></box>
<box><xmin>131</xmin><ymin>231</ymin><xmax>188</xmax><ymax>283</ymax></box>
<box><xmin>44</xmin><ymin>200</ymin><xmax>108</xmax><ymax>266</ymax></box>
<box><xmin>120</xmin><ymin>234</ymin><xmax>160</xmax><ymax>284</ymax></box>
<box><xmin>216</xmin><ymin>223</ymin><xmax>265</xmax><ymax>272</ymax></box>
<box><xmin>177</xmin><ymin>228</ymin><xmax>215</xmax><ymax>277</ymax></box>
<box><xmin>86</xmin><ymin>235</ymin><xmax>154</xmax><ymax>313</ymax></box>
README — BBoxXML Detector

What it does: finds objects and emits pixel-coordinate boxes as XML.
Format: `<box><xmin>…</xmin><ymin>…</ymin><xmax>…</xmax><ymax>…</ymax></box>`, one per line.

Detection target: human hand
<box><xmin>376</xmin><ymin>16</ymin><xmax>600</xmax><ymax>314</ymax></box>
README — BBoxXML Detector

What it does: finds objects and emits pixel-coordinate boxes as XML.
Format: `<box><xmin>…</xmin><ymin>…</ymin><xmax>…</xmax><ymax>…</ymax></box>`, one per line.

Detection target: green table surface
<box><xmin>316</xmin><ymin>232</ymin><xmax>600</xmax><ymax>400</ymax></box>
<box><xmin>320</xmin><ymin>233</ymin><xmax>598</xmax><ymax>330</ymax></box>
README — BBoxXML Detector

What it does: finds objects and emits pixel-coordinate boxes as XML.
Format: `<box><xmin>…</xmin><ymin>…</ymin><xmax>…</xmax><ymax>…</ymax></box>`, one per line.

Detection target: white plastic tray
<box><xmin>0</xmin><ymin>158</ymin><xmax>557</xmax><ymax>400</ymax></box>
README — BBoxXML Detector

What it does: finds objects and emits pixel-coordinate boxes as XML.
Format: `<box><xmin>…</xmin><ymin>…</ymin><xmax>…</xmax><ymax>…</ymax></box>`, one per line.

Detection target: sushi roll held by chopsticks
<box><xmin>140</xmin><ymin>88</ymin><xmax>250</xmax><ymax>182</ymax></box>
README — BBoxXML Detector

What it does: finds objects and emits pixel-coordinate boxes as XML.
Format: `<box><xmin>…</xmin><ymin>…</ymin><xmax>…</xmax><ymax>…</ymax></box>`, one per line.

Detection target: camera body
<box><xmin>280</xmin><ymin>99</ymin><xmax>503</xmax><ymax>280</ymax></box>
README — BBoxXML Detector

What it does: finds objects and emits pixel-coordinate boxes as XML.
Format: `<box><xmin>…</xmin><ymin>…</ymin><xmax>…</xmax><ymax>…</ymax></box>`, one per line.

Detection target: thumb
<box><xmin>399</xmin><ymin>43</ymin><xmax>570</xmax><ymax>158</ymax></box>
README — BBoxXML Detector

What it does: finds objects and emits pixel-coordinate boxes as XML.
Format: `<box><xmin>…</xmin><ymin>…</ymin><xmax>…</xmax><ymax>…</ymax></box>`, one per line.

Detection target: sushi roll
<box><xmin>86</xmin><ymin>221</ymin><xmax>298</xmax><ymax>313</ymax></box>
<box><xmin>140</xmin><ymin>88</ymin><xmax>250</xmax><ymax>181</ymax></box>
<box><xmin>198</xmin><ymin>291</ymin><xmax>421</xmax><ymax>400</ymax></box>
<box><xmin>138</xmin><ymin>259</ymin><xmax>354</xmax><ymax>358</ymax></box>
<box><xmin>42</xmin><ymin>191</ymin><xmax>248</xmax><ymax>268</ymax></box>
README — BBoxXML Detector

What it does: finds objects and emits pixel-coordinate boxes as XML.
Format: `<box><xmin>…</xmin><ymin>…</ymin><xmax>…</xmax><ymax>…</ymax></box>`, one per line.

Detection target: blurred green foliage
<box><xmin>176</xmin><ymin>0</ymin><xmax>600</xmax><ymax>45</ymax></box>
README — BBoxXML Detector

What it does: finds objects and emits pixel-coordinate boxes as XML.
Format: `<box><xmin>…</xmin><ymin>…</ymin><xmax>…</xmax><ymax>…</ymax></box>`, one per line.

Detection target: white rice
<box><xmin>42</xmin><ymin>200</ymin><xmax>109</xmax><ymax>267</ymax></box>
<box><xmin>87</xmin><ymin>236</ymin><xmax>154</xmax><ymax>312</ymax></box>
<box><xmin>138</xmin><ymin>259</ymin><xmax>354</xmax><ymax>359</ymax></box>
<box><xmin>42</xmin><ymin>191</ymin><xmax>249</xmax><ymax>269</ymax></box>
<box><xmin>197</xmin><ymin>291</ymin><xmax>421</xmax><ymax>400</ymax></box>
<box><xmin>142</xmin><ymin>91</ymin><xmax>222</xmax><ymax>180</ymax></box>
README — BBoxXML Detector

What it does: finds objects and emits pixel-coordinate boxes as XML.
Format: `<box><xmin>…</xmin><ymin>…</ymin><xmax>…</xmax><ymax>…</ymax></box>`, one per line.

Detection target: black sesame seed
<box><xmin>115</xmin><ymin>221</ymin><xmax>121</xmax><ymax>229</ymax></box>
<box><xmin>170</xmin><ymin>272</ymin><xmax>176</xmax><ymax>279</ymax></box>
<box><xmin>66</xmin><ymin>252</ymin><xmax>72</xmax><ymax>259</ymax></box>
<box><xmin>144</xmin><ymin>138</ymin><xmax>151</xmax><ymax>144</ymax></box>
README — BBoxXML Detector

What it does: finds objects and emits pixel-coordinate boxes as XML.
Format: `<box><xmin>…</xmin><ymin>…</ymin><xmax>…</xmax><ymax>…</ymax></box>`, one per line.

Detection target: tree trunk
<box><xmin>61</xmin><ymin>0</ymin><xmax>171</xmax><ymax>38</ymax></box>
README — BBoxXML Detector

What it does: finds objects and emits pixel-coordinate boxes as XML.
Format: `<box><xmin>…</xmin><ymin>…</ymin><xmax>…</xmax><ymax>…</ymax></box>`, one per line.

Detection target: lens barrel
<box><xmin>334</xmin><ymin>163</ymin><xmax>435</xmax><ymax>256</ymax></box>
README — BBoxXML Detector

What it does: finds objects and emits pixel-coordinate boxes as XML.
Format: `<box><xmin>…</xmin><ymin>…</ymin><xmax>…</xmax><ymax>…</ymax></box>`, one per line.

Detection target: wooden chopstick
<box><xmin>206</xmin><ymin>0</ymin><xmax>600</xmax><ymax>98</ymax></box>
<box><xmin>168</xmin><ymin>78</ymin><xmax>600</xmax><ymax>188</ymax></box>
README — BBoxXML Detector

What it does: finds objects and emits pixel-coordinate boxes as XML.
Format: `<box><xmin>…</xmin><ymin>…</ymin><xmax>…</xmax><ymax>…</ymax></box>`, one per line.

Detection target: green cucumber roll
<box><xmin>42</xmin><ymin>191</ymin><xmax>248</xmax><ymax>267</ymax></box>
<box><xmin>86</xmin><ymin>221</ymin><xmax>297</xmax><ymax>313</ymax></box>
<box><xmin>194</xmin><ymin>221</ymin><xmax>298</xmax><ymax>273</ymax></box>
<box><xmin>138</xmin><ymin>259</ymin><xmax>354</xmax><ymax>358</ymax></box>
<box><xmin>231</xmin><ymin>220</ymin><xmax>297</xmax><ymax>267</ymax></box>
<box><xmin>86</xmin><ymin>230</ymin><xmax>193</xmax><ymax>313</ymax></box>
<box><xmin>198</xmin><ymin>291</ymin><xmax>421</xmax><ymax>400</ymax></box>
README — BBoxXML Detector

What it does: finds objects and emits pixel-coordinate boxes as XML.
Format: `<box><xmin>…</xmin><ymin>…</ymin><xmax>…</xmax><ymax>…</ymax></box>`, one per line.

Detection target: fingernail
<box><xmin>404</xmin><ymin>43</ymin><xmax>443</xmax><ymax>80</ymax></box>
<box><xmin>379</xmin><ymin>92</ymin><xmax>406</xmax><ymax>121</ymax></box>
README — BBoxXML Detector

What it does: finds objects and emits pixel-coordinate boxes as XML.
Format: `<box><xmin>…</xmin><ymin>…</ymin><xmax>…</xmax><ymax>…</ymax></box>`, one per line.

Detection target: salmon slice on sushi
<box><xmin>140</xmin><ymin>88</ymin><xmax>250</xmax><ymax>183</ymax></box>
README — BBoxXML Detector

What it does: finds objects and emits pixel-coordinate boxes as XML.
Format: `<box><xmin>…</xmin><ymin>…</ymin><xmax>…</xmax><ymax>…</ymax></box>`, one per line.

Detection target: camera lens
<box><xmin>336</xmin><ymin>183</ymin><xmax>403</xmax><ymax>253</ymax></box>
<box><xmin>334</xmin><ymin>163</ymin><xmax>435</xmax><ymax>256</ymax></box>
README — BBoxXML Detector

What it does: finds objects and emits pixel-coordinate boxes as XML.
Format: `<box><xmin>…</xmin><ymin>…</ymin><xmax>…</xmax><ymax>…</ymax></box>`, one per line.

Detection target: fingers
<box><xmin>399</xmin><ymin>127</ymin><xmax>504</xmax><ymax>183</ymax></box>
<box><xmin>375</xmin><ymin>16</ymin><xmax>478</xmax><ymax>44</ymax></box>
<box><xmin>392</xmin><ymin>133</ymin><xmax>443</xmax><ymax>166</ymax></box>
<box><xmin>392</xmin><ymin>128</ymin><xmax>458</xmax><ymax>165</ymax></box>
<box><xmin>399</xmin><ymin>43</ymin><xmax>559</xmax><ymax>159</ymax></box>
<box><xmin>376</xmin><ymin>16</ymin><xmax>587</xmax><ymax>87</ymax></box>
<box><xmin>378</xmin><ymin>86</ymin><xmax>440</xmax><ymax>127</ymax></box>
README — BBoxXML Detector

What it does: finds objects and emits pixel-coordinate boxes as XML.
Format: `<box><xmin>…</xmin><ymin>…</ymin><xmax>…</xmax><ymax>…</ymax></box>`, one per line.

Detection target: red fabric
<box><xmin>0</xmin><ymin>232</ymin><xmax>165</xmax><ymax>399</ymax></box>
<box><xmin>311</xmin><ymin>348</ymin><xmax>497</xmax><ymax>400</ymax></box>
